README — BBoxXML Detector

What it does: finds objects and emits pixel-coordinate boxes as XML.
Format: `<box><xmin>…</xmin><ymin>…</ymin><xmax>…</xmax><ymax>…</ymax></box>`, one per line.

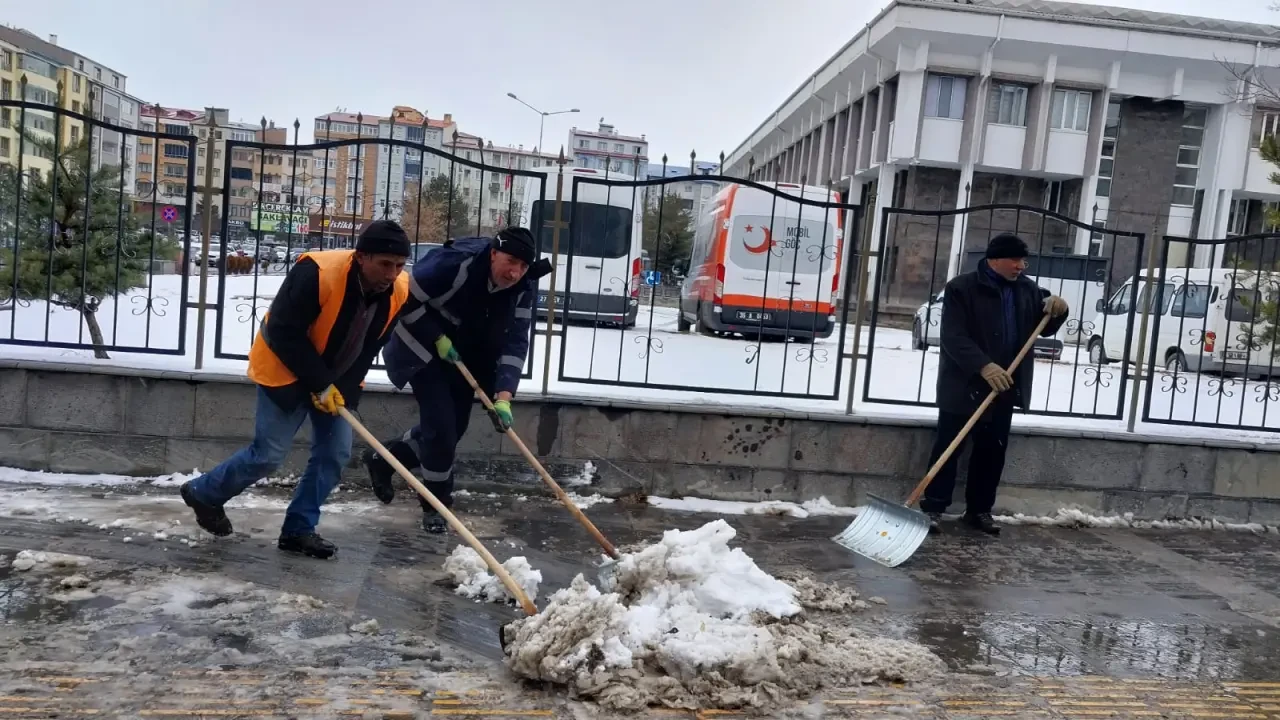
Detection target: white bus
<box><xmin>521</xmin><ymin>166</ymin><xmax>644</xmax><ymax>327</ymax></box>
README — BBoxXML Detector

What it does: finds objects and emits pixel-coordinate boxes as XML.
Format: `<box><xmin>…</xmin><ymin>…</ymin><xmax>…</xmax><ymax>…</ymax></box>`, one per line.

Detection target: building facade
<box><xmin>723</xmin><ymin>0</ymin><xmax>1280</xmax><ymax>306</ymax></box>
<box><xmin>647</xmin><ymin>161</ymin><xmax>720</xmax><ymax>219</ymax></box>
<box><xmin>569</xmin><ymin>121</ymin><xmax>648</xmax><ymax>177</ymax></box>
<box><xmin>137</xmin><ymin>105</ymin><xmax>199</xmax><ymax>227</ymax></box>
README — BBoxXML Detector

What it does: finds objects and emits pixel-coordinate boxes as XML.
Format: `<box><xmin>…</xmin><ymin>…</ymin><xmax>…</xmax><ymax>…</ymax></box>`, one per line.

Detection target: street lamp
<box><xmin>506</xmin><ymin>92</ymin><xmax>578</xmax><ymax>155</ymax></box>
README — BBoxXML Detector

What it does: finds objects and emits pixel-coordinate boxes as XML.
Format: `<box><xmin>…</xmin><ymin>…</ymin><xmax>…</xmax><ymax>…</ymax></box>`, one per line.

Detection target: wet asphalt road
<box><xmin>2</xmin><ymin>482</ymin><xmax>1280</xmax><ymax>716</ymax></box>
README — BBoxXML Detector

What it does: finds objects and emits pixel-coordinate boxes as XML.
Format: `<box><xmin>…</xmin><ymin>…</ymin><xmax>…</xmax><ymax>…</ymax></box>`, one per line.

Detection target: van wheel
<box><xmin>1165</xmin><ymin>349</ymin><xmax>1187</xmax><ymax>373</ymax></box>
<box><xmin>677</xmin><ymin>310</ymin><xmax>691</xmax><ymax>332</ymax></box>
<box><xmin>1088</xmin><ymin>338</ymin><xmax>1109</xmax><ymax>365</ymax></box>
<box><xmin>694</xmin><ymin>304</ymin><xmax>710</xmax><ymax>336</ymax></box>
<box><xmin>912</xmin><ymin>319</ymin><xmax>928</xmax><ymax>351</ymax></box>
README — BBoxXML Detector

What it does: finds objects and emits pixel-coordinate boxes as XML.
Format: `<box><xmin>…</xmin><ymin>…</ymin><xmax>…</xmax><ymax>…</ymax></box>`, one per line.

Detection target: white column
<box><xmin>815</xmin><ymin>100</ymin><xmax>830</xmax><ymax>184</ymax></box>
<box><xmin>865</xmin><ymin>162</ymin><xmax>899</xmax><ymax>302</ymax></box>
<box><xmin>946</xmin><ymin>164</ymin><xmax>975</xmax><ymax>279</ymax></box>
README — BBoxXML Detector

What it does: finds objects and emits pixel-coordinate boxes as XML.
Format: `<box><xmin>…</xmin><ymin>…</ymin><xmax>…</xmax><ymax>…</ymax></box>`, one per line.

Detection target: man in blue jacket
<box><xmin>366</xmin><ymin>226</ymin><xmax>552</xmax><ymax>533</ymax></box>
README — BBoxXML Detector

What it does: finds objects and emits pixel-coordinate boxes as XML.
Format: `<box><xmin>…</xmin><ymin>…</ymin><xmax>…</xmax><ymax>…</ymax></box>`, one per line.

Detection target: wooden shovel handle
<box><xmin>339</xmin><ymin>407</ymin><xmax>538</xmax><ymax>616</ymax></box>
<box><xmin>453</xmin><ymin>361</ymin><xmax>620</xmax><ymax>560</ymax></box>
<box><xmin>903</xmin><ymin>313</ymin><xmax>1052</xmax><ymax>508</ymax></box>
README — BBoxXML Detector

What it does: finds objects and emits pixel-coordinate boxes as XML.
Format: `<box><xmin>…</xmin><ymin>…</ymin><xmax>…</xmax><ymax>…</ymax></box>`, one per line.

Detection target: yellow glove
<box><xmin>434</xmin><ymin>335</ymin><xmax>461</xmax><ymax>364</ymax></box>
<box><xmin>1043</xmin><ymin>295</ymin><xmax>1068</xmax><ymax>318</ymax></box>
<box><xmin>980</xmin><ymin>363</ymin><xmax>1014</xmax><ymax>393</ymax></box>
<box><xmin>311</xmin><ymin>385</ymin><xmax>345</xmax><ymax>415</ymax></box>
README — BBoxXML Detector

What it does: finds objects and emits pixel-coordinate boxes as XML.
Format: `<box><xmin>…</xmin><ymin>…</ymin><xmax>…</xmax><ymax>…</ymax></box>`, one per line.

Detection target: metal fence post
<box><xmin>1125</xmin><ymin>219</ymin><xmax>1161</xmax><ymax>433</ymax></box>
<box><xmin>193</xmin><ymin>109</ymin><xmax>218</xmax><ymax>370</ymax></box>
<box><xmin>845</xmin><ymin>200</ymin><xmax>878</xmax><ymax>415</ymax></box>
<box><xmin>540</xmin><ymin>151</ymin><xmax>567</xmax><ymax>395</ymax></box>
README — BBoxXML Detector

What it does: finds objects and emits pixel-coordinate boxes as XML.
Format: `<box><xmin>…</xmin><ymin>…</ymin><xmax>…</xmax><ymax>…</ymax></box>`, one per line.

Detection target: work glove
<box><xmin>434</xmin><ymin>335</ymin><xmax>461</xmax><ymax>364</ymax></box>
<box><xmin>980</xmin><ymin>363</ymin><xmax>1014</xmax><ymax>393</ymax></box>
<box><xmin>487</xmin><ymin>399</ymin><xmax>513</xmax><ymax>433</ymax></box>
<box><xmin>311</xmin><ymin>385</ymin><xmax>345</xmax><ymax>415</ymax></box>
<box><xmin>1043</xmin><ymin>295</ymin><xmax>1069</xmax><ymax>318</ymax></box>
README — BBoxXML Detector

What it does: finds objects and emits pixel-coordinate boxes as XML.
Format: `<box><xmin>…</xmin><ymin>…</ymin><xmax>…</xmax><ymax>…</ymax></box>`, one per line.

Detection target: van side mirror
<box><xmin>1095</xmin><ymin>298</ymin><xmax>1107</xmax><ymax>313</ymax></box>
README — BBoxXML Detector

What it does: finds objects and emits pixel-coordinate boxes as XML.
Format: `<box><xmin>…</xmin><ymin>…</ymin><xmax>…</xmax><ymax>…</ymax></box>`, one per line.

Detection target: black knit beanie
<box><xmin>985</xmin><ymin>233</ymin><xmax>1029</xmax><ymax>260</ymax></box>
<box><xmin>492</xmin><ymin>226</ymin><xmax>537</xmax><ymax>265</ymax></box>
<box><xmin>356</xmin><ymin>220</ymin><xmax>411</xmax><ymax>257</ymax></box>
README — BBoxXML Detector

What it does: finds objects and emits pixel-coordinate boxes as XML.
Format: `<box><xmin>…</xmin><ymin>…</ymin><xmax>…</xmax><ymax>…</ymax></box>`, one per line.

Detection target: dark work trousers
<box><xmin>380</xmin><ymin>359</ymin><xmax>480</xmax><ymax>516</ymax></box>
<box><xmin>919</xmin><ymin>398</ymin><xmax>1015</xmax><ymax>516</ymax></box>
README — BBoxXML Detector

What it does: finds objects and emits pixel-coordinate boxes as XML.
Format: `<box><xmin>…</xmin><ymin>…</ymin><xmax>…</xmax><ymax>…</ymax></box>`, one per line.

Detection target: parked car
<box><xmin>913</xmin><ymin>290</ymin><xmax>1065</xmax><ymax>360</ymax></box>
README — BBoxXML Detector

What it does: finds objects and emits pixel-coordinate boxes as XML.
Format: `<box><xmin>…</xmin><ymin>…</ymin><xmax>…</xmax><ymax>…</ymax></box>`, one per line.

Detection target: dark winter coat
<box><xmin>936</xmin><ymin>261</ymin><xmax>1068</xmax><ymax>416</ymax></box>
<box><xmin>383</xmin><ymin>237</ymin><xmax>551</xmax><ymax>395</ymax></box>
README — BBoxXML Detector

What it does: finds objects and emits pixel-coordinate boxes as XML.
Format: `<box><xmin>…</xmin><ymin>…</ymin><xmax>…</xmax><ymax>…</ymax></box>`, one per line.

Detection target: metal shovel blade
<box><xmin>832</xmin><ymin>493</ymin><xmax>932</xmax><ymax>568</ymax></box>
<box><xmin>596</xmin><ymin>558</ymin><xmax>619</xmax><ymax>589</ymax></box>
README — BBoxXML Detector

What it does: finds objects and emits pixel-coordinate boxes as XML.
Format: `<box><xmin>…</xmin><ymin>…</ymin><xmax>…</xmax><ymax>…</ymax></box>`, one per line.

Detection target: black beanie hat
<box><xmin>492</xmin><ymin>226</ymin><xmax>537</xmax><ymax>265</ymax></box>
<box><xmin>986</xmin><ymin>233</ymin><xmax>1029</xmax><ymax>260</ymax></box>
<box><xmin>356</xmin><ymin>219</ymin><xmax>411</xmax><ymax>257</ymax></box>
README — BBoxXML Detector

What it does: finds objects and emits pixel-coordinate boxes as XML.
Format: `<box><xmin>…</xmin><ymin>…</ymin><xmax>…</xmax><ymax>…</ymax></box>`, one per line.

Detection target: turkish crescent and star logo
<box><xmin>741</xmin><ymin>224</ymin><xmax>775</xmax><ymax>255</ymax></box>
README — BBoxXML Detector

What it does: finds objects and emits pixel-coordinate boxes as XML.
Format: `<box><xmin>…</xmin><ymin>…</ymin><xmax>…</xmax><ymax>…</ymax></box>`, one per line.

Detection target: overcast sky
<box><xmin>5</xmin><ymin>0</ymin><xmax>1276</xmax><ymax>163</ymax></box>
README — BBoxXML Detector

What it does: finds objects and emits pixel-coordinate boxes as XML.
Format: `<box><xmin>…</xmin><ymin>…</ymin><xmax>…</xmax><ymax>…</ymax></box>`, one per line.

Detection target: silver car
<box><xmin>912</xmin><ymin>290</ymin><xmax>1064</xmax><ymax>360</ymax></box>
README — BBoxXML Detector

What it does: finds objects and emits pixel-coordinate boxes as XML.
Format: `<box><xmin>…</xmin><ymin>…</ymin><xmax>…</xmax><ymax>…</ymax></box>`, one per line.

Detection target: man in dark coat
<box><xmin>364</xmin><ymin>227</ymin><xmax>552</xmax><ymax>533</ymax></box>
<box><xmin>920</xmin><ymin>233</ymin><xmax>1069</xmax><ymax>535</ymax></box>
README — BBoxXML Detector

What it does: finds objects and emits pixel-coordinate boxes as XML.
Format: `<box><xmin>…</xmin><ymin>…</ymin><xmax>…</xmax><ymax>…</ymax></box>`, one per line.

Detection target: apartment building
<box><xmin>647</xmin><ymin>161</ymin><xmax>720</xmax><ymax>219</ymax></box>
<box><xmin>475</xmin><ymin>141</ymin><xmax>559</xmax><ymax>229</ymax></box>
<box><xmin>723</xmin><ymin>0</ymin><xmax>1280</xmax><ymax>305</ymax></box>
<box><xmin>569</xmin><ymin>121</ymin><xmax>648</xmax><ymax>177</ymax></box>
<box><xmin>137</xmin><ymin>105</ymin><xmax>200</xmax><ymax>226</ymax></box>
<box><xmin>0</xmin><ymin>26</ymin><xmax>138</xmax><ymax>186</ymax></box>
<box><xmin>371</xmin><ymin>106</ymin><xmax>452</xmax><ymax>220</ymax></box>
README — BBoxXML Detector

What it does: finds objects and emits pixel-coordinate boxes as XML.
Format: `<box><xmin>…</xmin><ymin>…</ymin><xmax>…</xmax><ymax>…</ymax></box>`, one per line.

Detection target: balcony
<box><xmin>982</xmin><ymin>124</ymin><xmax>1026</xmax><ymax>170</ymax></box>
<box><xmin>1244</xmin><ymin>148</ymin><xmax>1280</xmax><ymax>197</ymax></box>
<box><xmin>1045</xmin><ymin>129</ymin><xmax>1088</xmax><ymax>176</ymax></box>
<box><xmin>918</xmin><ymin>117</ymin><xmax>962</xmax><ymax>165</ymax></box>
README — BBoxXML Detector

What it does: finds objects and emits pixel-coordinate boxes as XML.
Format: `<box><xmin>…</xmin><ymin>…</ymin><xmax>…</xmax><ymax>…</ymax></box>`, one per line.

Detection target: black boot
<box><xmin>180</xmin><ymin>482</ymin><xmax>233</xmax><ymax>537</ymax></box>
<box><xmin>963</xmin><ymin>512</ymin><xmax>1001</xmax><ymax>536</ymax></box>
<box><xmin>926</xmin><ymin>512</ymin><xmax>943</xmax><ymax>534</ymax></box>
<box><xmin>422</xmin><ymin>512</ymin><xmax>447</xmax><ymax>535</ymax></box>
<box><xmin>278</xmin><ymin>532</ymin><xmax>338</xmax><ymax>559</ymax></box>
<box><xmin>362</xmin><ymin>448</ymin><xmax>396</xmax><ymax>504</ymax></box>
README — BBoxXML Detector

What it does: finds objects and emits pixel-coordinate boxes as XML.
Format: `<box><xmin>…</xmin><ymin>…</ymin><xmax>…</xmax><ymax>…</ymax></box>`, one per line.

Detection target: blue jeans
<box><xmin>186</xmin><ymin>386</ymin><xmax>353</xmax><ymax>537</ymax></box>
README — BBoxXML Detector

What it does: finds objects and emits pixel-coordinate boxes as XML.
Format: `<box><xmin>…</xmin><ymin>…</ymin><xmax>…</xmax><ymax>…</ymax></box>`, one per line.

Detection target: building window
<box><xmin>1043</xmin><ymin>181</ymin><xmax>1065</xmax><ymax>214</ymax></box>
<box><xmin>634</xmin><ymin>145</ymin><xmax>642</xmax><ymax>155</ymax></box>
<box><xmin>0</xmin><ymin>80</ymin><xmax>10</xmax><ymax>100</ymax></box>
<box><xmin>987</xmin><ymin>83</ymin><xmax>1029</xmax><ymax>126</ymax></box>
<box><xmin>164</xmin><ymin>163</ymin><xmax>184</xmax><ymax>178</ymax></box>
<box><xmin>1095</xmin><ymin>98</ymin><xmax>1121</xmax><ymax>199</ymax></box>
<box><xmin>597</xmin><ymin>141</ymin><xmax>607</xmax><ymax>151</ymax></box>
<box><xmin>122</xmin><ymin>100</ymin><xmax>132</xmax><ymax>114</ymax></box>
<box><xmin>70</xmin><ymin>126</ymin><xmax>79</xmax><ymax>144</ymax></box>
<box><xmin>136</xmin><ymin>181</ymin><xmax>152</xmax><ymax>195</ymax></box>
<box><xmin>137</xmin><ymin>142</ymin><xmax>152</xmax><ymax>156</ymax></box>
<box><xmin>94</xmin><ymin>67</ymin><xmax>102</xmax><ymax>81</ymax></box>
<box><xmin>1254</xmin><ymin>110</ymin><xmax>1280</xmax><ymax>148</ymax></box>
<box><xmin>72</xmin><ymin>100</ymin><xmax>80</xmax><ymax>114</ymax></box>
<box><xmin>138</xmin><ymin>162</ymin><xmax>152</xmax><ymax>174</ymax></box>
<box><xmin>924</xmin><ymin>74</ymin><xmax>967</xmax><ymax>120</ymax></box>
<box><xmin>72</xmin><ymin>75</ymin><xmax>81</xmax><ymax>93</ymax></box>
<box><xmin>578</xmin><ymin>139</ymin><xmax>588</xmax><ymax>148</ymax></box>
<box><xmin>1227</xmin><ymin>198</ymin><xmax>1251</xmax><ymax>237</ymax></box>
<box><xmin>0</xmin><ymin>108</ymin><xmax>9</xmax><ymax>128</ymax></box>
<box><xmin>230</xmin><ymin>167</ymin><xmax>253</xmax><ymax>181</ymax></box>
<box><xmin>1173</xmin><ymin>106</ymin><xmax>1207</xmax><ymax>208</ymax></box>
<box><xmin>1050</xmin><ymin>89</ymin><xmax>1091</xmax><ymax>132</ymax></box>
<box><xmin>163</xmin><ymin>123</ymin><xmax>190</xmax><ymax>136</ymax></box>
<box><xmin>1</xmin><ymin>51</ymin><xmax>12</xmax><ymax>71</ymax></box>
<box><xmin>163</xmin><ymin>143</ymin><xmax>189</xmax><ymax>158</ymax></box>
<box><xmin>112</xmin><ymin>74</ymin><xmax>120</xmax><ymax>89</ymax></box>
<box><xmin>0</xmin><ymin>137</ymin><xmax>9</xmax><ymax>158</ymax></box>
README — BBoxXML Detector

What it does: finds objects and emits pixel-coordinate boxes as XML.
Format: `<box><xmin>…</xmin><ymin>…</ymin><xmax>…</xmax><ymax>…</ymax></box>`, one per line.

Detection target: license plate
<box><xmin>538</xmin><ymin>292</ymin><xmax>572</xmax><ymax>308</ymax></box>
<box><xmin>736</xmin><ymin>311</ymin><xmax>773</xmax><ymax>322</ymax></box>
<box><xmin>1225</xmin><ymin>351</ymin><xmax>1251</xmax><ymax>361</ymax></box>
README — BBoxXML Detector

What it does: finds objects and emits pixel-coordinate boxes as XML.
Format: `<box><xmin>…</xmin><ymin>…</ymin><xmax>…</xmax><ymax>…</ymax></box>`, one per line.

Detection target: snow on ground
<box><xmin>501</xmin><ymin>519</ymin><xmax>943</xmax><ymax>711</ymax></box>
<box><xmin>11</xmin><ymin>549</ymin><xmax>94</xmax><ymax>572</ymax></box>
<box><xmin>443</xmin><ymin>545</ymin><xmax>542</xmax><ymax>604</ymax></box>
<box><xmin>647</xmin><ymin>495</ymin><xmax>862</xmax><ymax>519</ymax></box>
<box><xmin>560</xmin><ymin>461</ymin><xmax>598</xmax><ymax>488</ymax></box>
<box><xmin>565</xmin><ymin>491</ymin><xmax>614</xmax><ymax>509</ymax></box>
<box><xmin>994</xmin><ymin>507</ymin><xmax>1280</xmax><ymax>534</ymax></box>
<box><xmin>0</xmin><ymin>467</ymin><xmax>200</xmax><ymax>488</ymax></box>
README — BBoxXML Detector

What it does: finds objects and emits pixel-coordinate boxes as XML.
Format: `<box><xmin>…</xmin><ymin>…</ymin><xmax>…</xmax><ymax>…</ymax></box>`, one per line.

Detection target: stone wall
<box><xmin>1105</xmin><ymin>97</ymin><xmax>1185</xmax><ymax>282</ymax></box>
<box><xmin>3</xmin><ymin>360</ymin><xmax>1280</xmax><ymax>523</ymax></box>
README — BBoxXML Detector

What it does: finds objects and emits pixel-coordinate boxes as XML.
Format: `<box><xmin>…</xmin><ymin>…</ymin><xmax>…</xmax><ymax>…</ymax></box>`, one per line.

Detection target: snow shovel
<box><xmin>452</xmin><ymin>360</ymin><xmax>623</xmax><ymax>585</ymax></box>
<box><xmin>833</xmin><ymin>313</ymin><xmax>1052</xmax><ymax>568</ymax></box>
<box><xmin>339</xmin><ymin>407</ymin><xmax>539</xmax><ymax>621</ymax></box>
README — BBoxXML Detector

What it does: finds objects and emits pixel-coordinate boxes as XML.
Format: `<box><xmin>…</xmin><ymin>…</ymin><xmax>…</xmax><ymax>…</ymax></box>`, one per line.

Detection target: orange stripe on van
<box><xmin>721</xmin><ymin>294</ymin><xmax>834</xmax><ymax>314</ymax></box>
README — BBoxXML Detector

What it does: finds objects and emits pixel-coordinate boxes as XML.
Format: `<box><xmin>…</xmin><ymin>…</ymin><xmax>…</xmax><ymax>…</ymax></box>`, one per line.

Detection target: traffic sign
<box><xmin>161</xmin><ymin>206</ymin><xmax>177</xmax><ymax>223</ymax></box>
<box><xmin>644</xmin><ymin>270</ymin><xmax>662</xmax><ymax>286</ymax></box>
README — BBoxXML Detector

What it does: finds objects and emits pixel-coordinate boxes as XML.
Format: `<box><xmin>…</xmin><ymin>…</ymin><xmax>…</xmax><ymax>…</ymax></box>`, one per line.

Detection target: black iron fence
<box><xmin>10</xmin><ymin>95</ymin><xmax>1280</xmax><ymax>436</ymax></box>
<box><xmin>862</xmin><ymin>203</ymin><xmax>1146</xmax><ymax>420</ymax></box>
<box><xmin>549</xmin><ymin>165</ymin><xmax>860</xmax><ymax>400</ymax></box>
<box><xmin>1142</xmin><ymin>232</ymin><xmax>1280</xmax><ymax>432</ymax></box>
<box><xmin>0</xmin><ymin>95</ymin><xmax>193</xmax><ymax>359</ymax></box>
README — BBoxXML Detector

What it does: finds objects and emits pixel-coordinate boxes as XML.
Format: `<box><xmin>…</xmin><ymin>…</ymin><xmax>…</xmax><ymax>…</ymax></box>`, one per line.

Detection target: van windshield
<box><xmin>531</xmin><ymin>200</ymin><xmax>632</xmax><ymax>259</ymax></box>
<box><xmin>728</xmin><ymin>215</ymin><xmax>837</xmax><ymax>276</ymax></box>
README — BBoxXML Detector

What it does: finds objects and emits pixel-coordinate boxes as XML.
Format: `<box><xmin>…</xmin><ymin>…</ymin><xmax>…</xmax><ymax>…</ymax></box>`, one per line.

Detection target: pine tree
<box><xmin>0</xmin><ymin>132</ymin><xmax>176</xmax><ymax>358</ymax></box>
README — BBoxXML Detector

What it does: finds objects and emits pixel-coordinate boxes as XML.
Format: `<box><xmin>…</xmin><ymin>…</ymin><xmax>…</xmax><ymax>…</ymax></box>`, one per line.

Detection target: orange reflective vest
<box><xmin>247</xmin><ymin>249</ymin><xmax>409</xmax><ymax>388</ymax></box>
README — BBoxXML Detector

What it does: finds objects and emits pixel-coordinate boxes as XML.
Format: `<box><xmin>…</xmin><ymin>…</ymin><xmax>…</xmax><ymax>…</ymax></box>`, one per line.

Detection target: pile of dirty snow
<box><xmin>501</xmin><ymin>520</ymin><xmax>941</xmax><ymax>711</ymax></box>
<box><xmin>11</xmin><ymin>550</ymin><xmax>94</xmax><ymax>572</ymax></box>
<box><xmin>443</xmin><ymin>546</ymin><xmax>542</xmax><ymax>604</ymax></box>
<box><xmin>995</xmin><ymin>507</ymin><xmax>1280</xmax><ymax>534</ymax></box>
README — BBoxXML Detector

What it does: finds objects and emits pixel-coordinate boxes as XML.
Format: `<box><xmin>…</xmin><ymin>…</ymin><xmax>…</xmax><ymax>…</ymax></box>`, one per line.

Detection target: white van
<box><xmin>678</xmin><ymin>182</ymin><xmax>843</xmax><ymax>340</ymax></box>
<box><xmin>521</xmin><ymin>166</ymin><xmax>644</xmax><ymax>327</ymax></box>
<box><xmin>1088</xmin><ymin>267</ymin><xmax>1280</xmax><ymax>376</ymax></box>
